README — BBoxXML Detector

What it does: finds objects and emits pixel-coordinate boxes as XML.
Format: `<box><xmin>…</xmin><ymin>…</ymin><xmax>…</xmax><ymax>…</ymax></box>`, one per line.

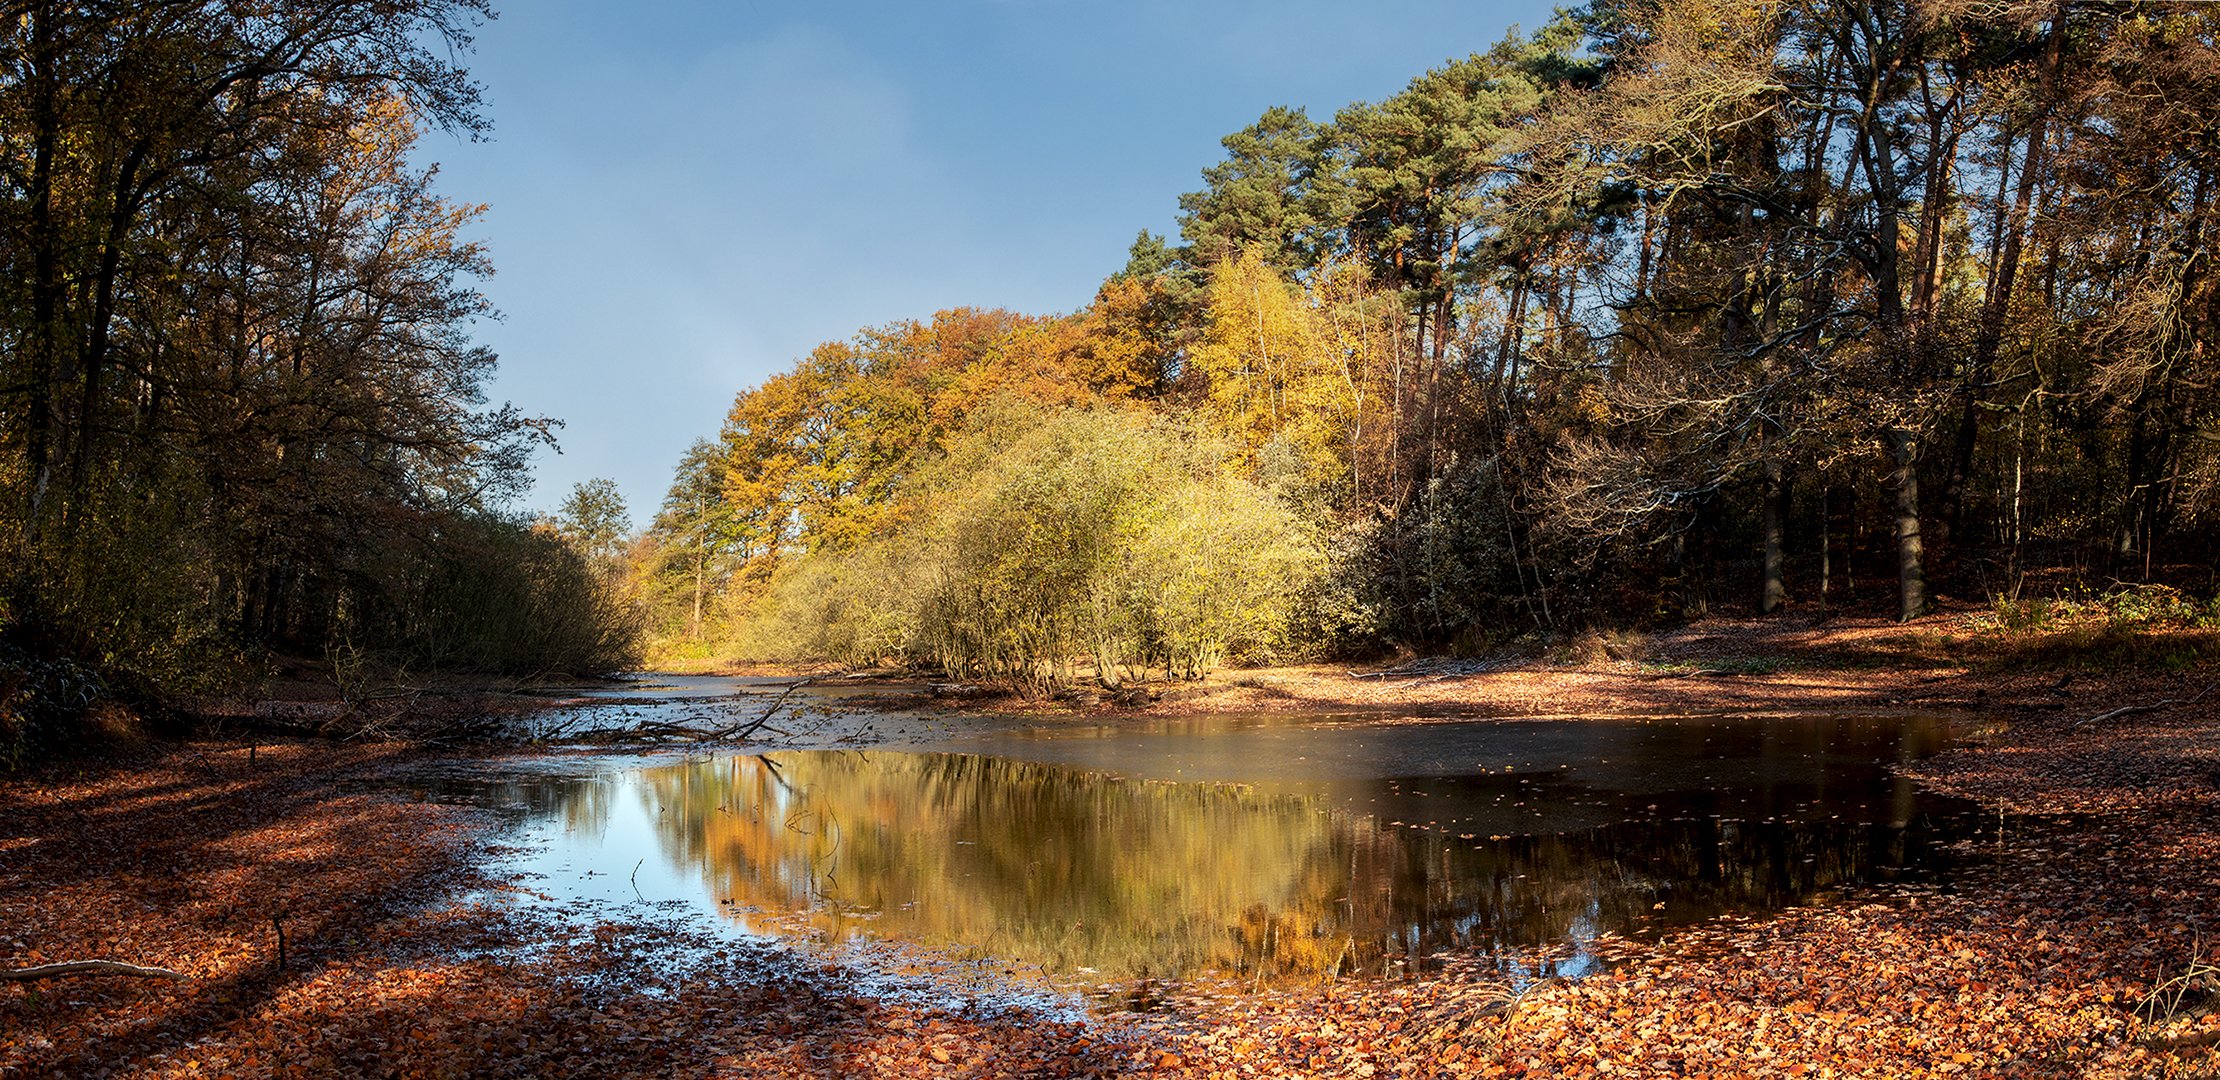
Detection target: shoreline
<box><xmin>664</xmin><ymin>610</ymin><xmax>2036</xmax><ymax>721</ymax></box>
<box><xmin>7</xmin><ymin>620</ymin><xmax>2219</xmax><ymax>1077</ymax></box>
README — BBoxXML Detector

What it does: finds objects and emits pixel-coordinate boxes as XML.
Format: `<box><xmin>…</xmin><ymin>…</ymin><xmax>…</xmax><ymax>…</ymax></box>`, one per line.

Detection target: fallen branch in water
<box><xmin>2</xmin><ymin>960</ymin><xmax>188</xmax><ymax>982</ymax></box>
<box><xmin>726</xmin><ymin>678</ymin><xmax>814</xmax><ymax>740</ymax></box>
<box><xmin>2072</xmin><ymin>678</ymin><xmax>2220</xmax><ymax>730</ymax></box>
<box><xmin>580</xmin><ymin>678</ymin><xmax>818</xmax><ymax>744</ymax></box>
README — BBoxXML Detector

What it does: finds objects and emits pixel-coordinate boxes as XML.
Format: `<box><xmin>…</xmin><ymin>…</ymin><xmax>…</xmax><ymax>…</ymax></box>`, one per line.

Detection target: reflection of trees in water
<box><xmin>616</xmin><ymin>752</ymin><xmax>1964</xmax><ymax>983</ymax></box>
<box><xmin>641</xmin><ymin>752</ymin><xmax>1336</xmax><ymax>980</ymax></box>
<box><xmin>431</xmin><ymin>774</ymin><xmax>617</xmax><ymax>842</ymax></box>
<box><xmin>1335</xmin><ymin>813</ymin><xmax>1945</xmax><ymax>978</ymax></box>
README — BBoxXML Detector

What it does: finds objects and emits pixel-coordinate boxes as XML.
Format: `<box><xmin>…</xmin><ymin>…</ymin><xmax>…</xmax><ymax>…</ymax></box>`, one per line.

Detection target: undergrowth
<box><xmin>1974</xmin><ymin>584</ymin><xmax>2220</xmax><ymax>671</ymax></box>
<box><xmin>1637</xmin><ymin>656</ymin><xmax>1792</xmax><ymax>676</ymax></box>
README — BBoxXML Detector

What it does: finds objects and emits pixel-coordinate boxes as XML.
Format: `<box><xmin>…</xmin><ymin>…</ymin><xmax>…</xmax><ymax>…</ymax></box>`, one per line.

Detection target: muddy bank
<box><xmin>701</xmin><ymin>613</ymin><xmax>2015</xmax><ymax>723</ymax></box>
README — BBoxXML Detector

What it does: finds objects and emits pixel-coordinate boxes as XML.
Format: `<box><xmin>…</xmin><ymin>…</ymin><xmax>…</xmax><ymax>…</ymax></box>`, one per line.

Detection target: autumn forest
<box><xmin>623</xmin><ymin>0</ymin><xmax>2220</xmax><ymax>688</ymax></box>
<box><xmin>0</xmin><ymin>2</ymin><xmax>2215</xmax><ymax>710</ymax></box>
<box><xmin>5</xmin><ymin>2</ymin><xmax>2220</xmax><ymax>1078</ymax></box>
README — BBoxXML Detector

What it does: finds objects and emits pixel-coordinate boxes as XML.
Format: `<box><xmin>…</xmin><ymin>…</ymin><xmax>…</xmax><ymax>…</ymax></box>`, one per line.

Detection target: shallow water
<box><xmin>417</xmin><ymin>701</ymin><xmax>1982</xmax><ymax>991</ymax></box>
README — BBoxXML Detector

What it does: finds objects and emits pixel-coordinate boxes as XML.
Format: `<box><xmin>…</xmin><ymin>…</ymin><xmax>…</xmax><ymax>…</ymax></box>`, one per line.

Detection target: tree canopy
<box><xmin>641</xmin><ymin>0</ymin><xmax>2220</xmax><ymax>686</ymax></box>
<box><xmin>0</xmin><ymin>2</ymin><xmax>633</xmax><ymax>753</ymax></box>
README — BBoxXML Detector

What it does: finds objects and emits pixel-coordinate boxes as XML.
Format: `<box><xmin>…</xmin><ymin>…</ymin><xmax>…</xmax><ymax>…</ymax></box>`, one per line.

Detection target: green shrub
<box><xmin>0</xmin><ymin>645</ymin><xmax>107</xmax><ymax>767</ymax></box>
<box><xmin>731</xmin><ymin>403</ymin><xmax>1320</xmax><ymax>690</ymax></box>
<box><xmin>1306</xmin><ymin>454</ymin><xmax>1541</xmax><ymax>653</ymax></box>
<box><xmin>1981</xmin><ymin>583</ymin><xmax>2217</xmax><ymax>636</ymax></box>
<box><xmin>1975</xmin><ymin>583</ymin><xmax>2220</xmax><ymax>671</ymax></box>
<box><xmin>350</xmin><ymin>513</ymin><xmax>644</xmax><ymax>677</ymax></box>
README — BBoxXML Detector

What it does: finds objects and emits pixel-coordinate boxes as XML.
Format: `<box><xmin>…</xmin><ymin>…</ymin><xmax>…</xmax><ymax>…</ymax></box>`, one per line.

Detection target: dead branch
<box><xmin>723</xmin><ymin>677</ymin><xmax>815</xmax><ymax>740</ymax></box>
<box><xmin>1351</xmin><ymin>658</ymin><xmax>1510</xmax><ymax>680</ymax></box>
<box><xmin>575</xmin><ymin>678</ymin><xmax>819</xmax><ymax>744</ymax></box>
<box><xmin>2</xmin><ymin>960</ymin><xmax>188</xmax><ymax>982</ymax></box>
<box><xmin>2072</xmin><ymin>678</ymin><xmax>2220</xmax><ymax>730</ymax></box>
<box><xmin>1649</xmin><ymin>667</ymin><xmax>1734</xmax><ymax>680</ymax></box>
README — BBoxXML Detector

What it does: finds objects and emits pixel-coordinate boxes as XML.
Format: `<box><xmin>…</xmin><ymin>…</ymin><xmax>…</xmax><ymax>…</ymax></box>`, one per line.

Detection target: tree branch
<box><xmin>2</xmin><ymin>960</ymin><xmax>189</xmax><ymax>982</ymax></box>
<box><xmin>2072</xmin><ymin>679</ymin><xmax>2220</xmax><ymax>730</ymax></box>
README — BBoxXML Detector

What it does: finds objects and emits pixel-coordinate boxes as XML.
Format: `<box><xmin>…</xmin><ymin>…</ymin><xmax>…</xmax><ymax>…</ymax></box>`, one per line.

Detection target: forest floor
<box><xmin>5</xmin><ymin>613</ymin><xmax>2220</xmax><ymax>1077</ymax></box>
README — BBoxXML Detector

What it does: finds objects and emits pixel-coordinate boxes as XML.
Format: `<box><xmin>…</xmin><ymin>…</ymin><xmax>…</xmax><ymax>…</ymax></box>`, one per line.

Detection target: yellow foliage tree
<box><xmin>1191</xmin><ymin>252</ymin><xmax>1402</xmax><ymax>501</ymax></box>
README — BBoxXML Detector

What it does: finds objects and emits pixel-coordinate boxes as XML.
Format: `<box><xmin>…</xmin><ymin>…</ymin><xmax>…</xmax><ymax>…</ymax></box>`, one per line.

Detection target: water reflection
<box><xmin>461</xmin><ymin>713</ymin><xmax>1978</xmax><ymax>985</ymax></box>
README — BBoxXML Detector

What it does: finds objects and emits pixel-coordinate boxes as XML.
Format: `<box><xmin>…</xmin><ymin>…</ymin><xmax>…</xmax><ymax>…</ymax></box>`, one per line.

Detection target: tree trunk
<box><xmin>1496</xmin><ymin>276</ymin><xmax>1527</xmax><ymax>408</ymax></box>
<box><xmin>1760</xmin><ymin>429</ymin><xmax>1787</xmax><ymax>614</ymax></box>
<box><xmin>1888</xmin><ymin>429</ymin><xmax>1926</xmax><ymax>622</ymax></box>
<box><xmin>2120</xmin><ymin>404</ymin><xmax>2149</xmax><ymax>563</ymax></box>
<box><xmin>2006</xmin><ymin>415</ymin><xmax>2026</xmax><ymax>597</ymax></box>
<box><xmin>690</xmin><ymin>550</ymin><xmax>706</xmax><ymax>639</ymax></box>
<box><xmin>1818</xmin><ymin>487</ymin><xmax>1832</xmax><ymax>614</ymax></box>
<box><xmin>1941</xmin><ymin>130</ymin><xmax>2048</xmax><ymax>551</ymax></box>
<box><xmin>67</xmin><ymin>141</ymin><xmax>152</xmax><ymax>519</ymax></box>
<box><xmin>24</xmin><ymin>3</ymin><xmax>61</xmax><ymax>542</ymax></box>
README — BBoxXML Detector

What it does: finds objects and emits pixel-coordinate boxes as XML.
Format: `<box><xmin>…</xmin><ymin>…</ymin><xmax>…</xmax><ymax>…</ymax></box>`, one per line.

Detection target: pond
<box><xmin>418</xmin><ymin>691</ymin><xmax>1984</xmax><ymax>996</ymax></box>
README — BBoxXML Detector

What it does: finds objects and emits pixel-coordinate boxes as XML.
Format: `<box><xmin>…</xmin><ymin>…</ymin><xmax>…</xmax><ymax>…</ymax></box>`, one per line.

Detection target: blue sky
<box><xmin>427</xmin><ymin>0</ymin><xmax>1562</xmax><ymax>521</ymax></box>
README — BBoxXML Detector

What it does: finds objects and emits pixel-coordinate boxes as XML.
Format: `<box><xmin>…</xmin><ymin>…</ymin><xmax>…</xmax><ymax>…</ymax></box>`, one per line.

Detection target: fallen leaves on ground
<box><xmin>5</xmin><ymin>658</ymin><xmax>2220</xmax><ymax>1078</ymax></box>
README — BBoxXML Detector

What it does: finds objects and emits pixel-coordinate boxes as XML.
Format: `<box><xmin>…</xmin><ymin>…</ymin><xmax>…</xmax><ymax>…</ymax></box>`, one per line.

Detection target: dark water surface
<box><xmin>418</xmin><ymin>704</ymin><xmax>1984</xmax><ymax>989</ymax></box>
